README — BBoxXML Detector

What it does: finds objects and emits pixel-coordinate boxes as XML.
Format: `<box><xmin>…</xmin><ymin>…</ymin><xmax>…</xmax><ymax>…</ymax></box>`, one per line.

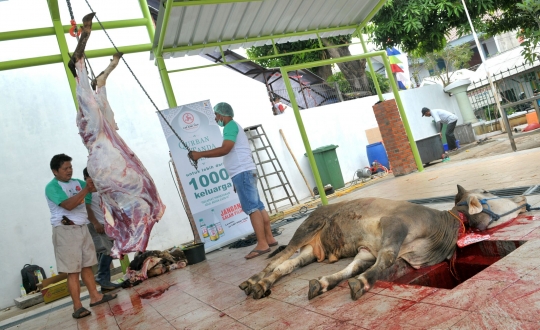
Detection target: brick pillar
<box><xmin>372</xmin><ymin>100</ymin><xmax>417</xmax><ymax>176</ymax></box>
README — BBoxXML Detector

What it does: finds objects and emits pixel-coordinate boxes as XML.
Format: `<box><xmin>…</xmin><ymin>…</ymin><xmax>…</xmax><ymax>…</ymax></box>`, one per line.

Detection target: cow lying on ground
<box><xmin>239</xmin><ymin>185</ymin><xmax>527</xmax><ymax>300</ymax></box>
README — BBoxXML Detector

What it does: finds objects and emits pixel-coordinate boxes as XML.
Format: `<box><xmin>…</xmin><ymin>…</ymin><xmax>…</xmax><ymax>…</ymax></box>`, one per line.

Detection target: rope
<box><xmin>81</xmin><ymin>0</ymin><xmax>198</xmax><ymax>170</ymax></box>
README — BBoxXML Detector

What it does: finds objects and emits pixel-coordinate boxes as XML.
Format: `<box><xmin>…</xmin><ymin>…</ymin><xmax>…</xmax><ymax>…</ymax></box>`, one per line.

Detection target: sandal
<box><xmin>245</xmin><ymin>248</ymin><xmax>271</xmax><ymax>259</ymax></box>
<box><xmin>89</xmin><ymin>293</ymin><xmax>117</xmax><ymax>307</ymax></box>
<box><xmin>269</xmin><ymin>241</ymin><xmax>279</xmax><ymax>247</ymax></box>
<box><xmin>72</xmin><ymin>307</ymin><xmax>91</xmax><ymax>319</ymax></box>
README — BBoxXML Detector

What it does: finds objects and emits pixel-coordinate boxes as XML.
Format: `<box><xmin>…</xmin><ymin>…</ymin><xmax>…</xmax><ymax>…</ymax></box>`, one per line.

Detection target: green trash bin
<box><xmin>305</xmin><ymin>144</ymin><xmax>345</xmax><ymax>190</ymax></box>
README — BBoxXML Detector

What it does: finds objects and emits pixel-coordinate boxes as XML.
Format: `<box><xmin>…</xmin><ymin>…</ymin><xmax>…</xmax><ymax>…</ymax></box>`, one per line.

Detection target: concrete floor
<box><xmin>2</xmin><ymin>147</ymin><xmax>540</xmax><ymax>330</ymax></box>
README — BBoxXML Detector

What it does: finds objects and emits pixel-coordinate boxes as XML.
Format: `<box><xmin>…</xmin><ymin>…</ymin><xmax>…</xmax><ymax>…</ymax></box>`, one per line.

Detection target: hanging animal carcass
<box><xmin>68</xmin><ymin>13</ymin><xmax>166</xmax><ymax>257</ymax></box>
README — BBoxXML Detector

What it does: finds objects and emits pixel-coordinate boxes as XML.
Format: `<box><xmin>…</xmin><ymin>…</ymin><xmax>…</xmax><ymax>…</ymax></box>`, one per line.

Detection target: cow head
<box><xmin>454</xmin><ymin>185</ymin><xmax>527</xmax><ymax>231</ymax></box>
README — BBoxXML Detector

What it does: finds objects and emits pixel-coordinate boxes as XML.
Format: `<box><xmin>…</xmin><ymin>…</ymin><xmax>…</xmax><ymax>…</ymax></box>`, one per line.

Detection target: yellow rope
<box><xmin>269</xmin><ymin>173</ymin><xmax>390</xmax><ymax>223</ymax></box>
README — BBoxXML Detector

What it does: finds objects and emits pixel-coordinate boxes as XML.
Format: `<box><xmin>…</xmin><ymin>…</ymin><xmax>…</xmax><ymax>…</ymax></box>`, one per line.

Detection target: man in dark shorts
<box><xmin>190</xmin><ymin>103</ymin><xmax>277</xmax><ymax>259</ymax></box>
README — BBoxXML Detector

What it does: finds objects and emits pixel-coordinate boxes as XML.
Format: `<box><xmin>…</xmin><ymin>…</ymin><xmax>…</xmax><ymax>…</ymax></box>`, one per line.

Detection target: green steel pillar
<box><xmin>157</xmin><ymin>56</ymin><xmax>178</xmax><ymax>108</ymax></box>
<box><xmin>154</xmin><ymin>0</ymin><xmax>178</xmax><ymax>108</ymax></box>
<box><xmin>359</xmin><ymin>34</ymin><xmax>383</xmax><ymax>101</ymax></box>
<box><xmin>48</xmin><ymin>0</ymin><xmax>78</xmax><ymax>109</ymax></box>
<box><xmin>280</xmin><ymin>68</ymin><xmax>328</xmax><ymax>205</ymax></box>
<box><xmin>139</xmin><ymin>0</ymin><xmax>155</xmax><ymax>42</ymax></box>
<box><xmin>381</xmin><ymin>54</ymin><xmax>424</xmax><ymax>172</ymax></box>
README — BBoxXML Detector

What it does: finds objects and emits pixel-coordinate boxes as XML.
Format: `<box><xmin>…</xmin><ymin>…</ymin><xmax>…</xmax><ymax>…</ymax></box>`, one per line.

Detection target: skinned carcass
<box><xmin>69</xmin><ymin>13</ymin><xmax>166</xmax><ymax>257</ymax></box>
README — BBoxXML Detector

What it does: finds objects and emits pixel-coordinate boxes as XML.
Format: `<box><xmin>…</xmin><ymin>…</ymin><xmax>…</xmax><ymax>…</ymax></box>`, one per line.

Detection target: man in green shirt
<box><xmin>190</xmin><ymin>103</ymin><xmax>277</xmax><ymax>259</ymax></box>
<box><xmin>45</xmin><ymin>154</ymin><xmax>116</xmax><ymax>319</ymax></box>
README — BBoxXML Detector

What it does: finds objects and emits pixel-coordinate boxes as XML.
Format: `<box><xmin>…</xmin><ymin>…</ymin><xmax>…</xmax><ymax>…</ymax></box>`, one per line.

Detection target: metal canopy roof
<box><xmin>153</xmin><ymin>0</ymin><xmax>384</xmax><ymax>58</ymax></box>
<box><xmin>200</xmin><ymin>50</ymin><xmax>335</xmax><ymax>108</ymax></box>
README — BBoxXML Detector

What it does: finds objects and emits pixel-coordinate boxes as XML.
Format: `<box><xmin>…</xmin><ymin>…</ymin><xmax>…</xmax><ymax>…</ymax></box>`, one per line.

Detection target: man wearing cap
<box><xmin>189</xmin><ymin>102</ymin><xmax>278</xmax><ymax>259</ymax></box>
<box><xmin>421</xmin><ymin>107</ymin><xmax>459</xmax><ymax>151</ymax></box>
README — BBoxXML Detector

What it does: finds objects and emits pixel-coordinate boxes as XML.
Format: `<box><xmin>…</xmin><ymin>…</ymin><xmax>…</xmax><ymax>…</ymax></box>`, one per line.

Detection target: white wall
<box><xmin>382</xmin><ymin>84</ymin><xmax>462</xmax><ymax>140</ymax></box>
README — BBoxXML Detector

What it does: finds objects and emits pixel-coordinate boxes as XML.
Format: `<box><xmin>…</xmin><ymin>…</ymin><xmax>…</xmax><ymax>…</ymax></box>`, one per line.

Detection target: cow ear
<box><xmin>455</xmin><ymin>185</ymin><xmax>467</xmax><ymax>205</ymax></box>
<box><xmin>467</xmin><ymin>196</ymin><xmax>483</xmax><ymax>215</ymax></box>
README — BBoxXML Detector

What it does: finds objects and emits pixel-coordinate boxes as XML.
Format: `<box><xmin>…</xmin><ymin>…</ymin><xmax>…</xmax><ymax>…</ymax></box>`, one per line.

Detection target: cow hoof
<box><xmin>348</xmin><ymin>278</ymin><xmax>364</xmax><ymax>301</ymax></box>
<box><xmin>239</xmin><ymin>281</ymin><xmax>252</xmax><ymax>295</ymax></box>
<box><xmin>252</xmin><ymin>283</ymin><xmax>267</xmax><ymax>299</ymax></box>
<box><xmin>308</xmin><ymin>279</ymin><xmax>322</xmax><ymax>300</ymax></box>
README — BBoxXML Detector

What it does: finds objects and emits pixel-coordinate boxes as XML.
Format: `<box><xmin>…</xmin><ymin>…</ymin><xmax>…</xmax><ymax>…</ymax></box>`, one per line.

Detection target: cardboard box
<box><xmin>41</xmin><ymin>273</ymin><xmax>69</xmax><ymax>303</ymax></box>
<box><xmin>365</xmin><ymin>127</ymin><xmax>383</xmax><ymax>144</ymax></box>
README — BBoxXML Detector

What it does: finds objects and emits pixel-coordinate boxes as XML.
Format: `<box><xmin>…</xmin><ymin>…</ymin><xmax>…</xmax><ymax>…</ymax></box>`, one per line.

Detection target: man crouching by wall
<box><xmin>45</xmin><ymin>154</ymin><xmax>117</xmax><ymax>319</ymax></box>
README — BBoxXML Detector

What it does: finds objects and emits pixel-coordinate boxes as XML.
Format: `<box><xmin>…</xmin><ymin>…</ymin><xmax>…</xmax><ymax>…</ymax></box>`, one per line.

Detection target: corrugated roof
<box><xmin>153</xmin><ymin>0</ymin><xmax>383</xmax><ymax>58</ymax></box>
<box><xmin>200</xmin><ymin>50</ymin><xmax>338</xmax><ymax>108</ymax></box>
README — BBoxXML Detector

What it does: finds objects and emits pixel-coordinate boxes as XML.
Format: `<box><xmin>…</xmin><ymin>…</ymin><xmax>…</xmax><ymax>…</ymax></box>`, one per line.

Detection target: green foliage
<box><xmin>371</xmin><ymin>0</ymin><xmax>525</xmax><ymax>55</ymax></box>
<box><xmin>327</xmin><ymin>71</ymin><xmax>390</xmax><ymax>95</ymax></box>
<box><xmin>246</xmin><ymin>36</ymin><xmax>352</xmax><ymax>69</ymax></box>
<box><xmin>516</xmin><ymin>0</ymin><xmax>540</xmax><ymax>64</ymax></box>
<box><xmin>423</xmin><ymin>43</ymin><xmax>473</xmax><ymax>87</ymax></box>
<box><xmin>408</xmin><ymin>54</ymin><xmax>424</xmax><ymax>87</ymax></box>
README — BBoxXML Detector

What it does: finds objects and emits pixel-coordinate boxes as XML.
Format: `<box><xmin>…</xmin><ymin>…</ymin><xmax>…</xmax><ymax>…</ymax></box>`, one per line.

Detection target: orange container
<box><xmin>526</xmin><ymin>111</ymin><xmax>539</xmax><ymax>124</ymax></box>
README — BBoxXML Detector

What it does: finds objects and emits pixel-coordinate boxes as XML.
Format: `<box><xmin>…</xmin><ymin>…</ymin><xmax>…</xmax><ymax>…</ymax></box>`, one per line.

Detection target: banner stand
<box><xmin>169</xmin><ymin>153</ymin><xmax>202</xmax><ymax>244</ymax></box>
<box><xmin>159</xmin><ymin>101</ymin><xmax>254</xmax><ymax>253</ymax></box>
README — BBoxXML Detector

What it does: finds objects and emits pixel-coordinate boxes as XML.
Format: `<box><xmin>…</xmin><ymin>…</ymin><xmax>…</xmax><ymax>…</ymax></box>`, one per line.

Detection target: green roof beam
<box><xmin>0</xmin><ymin>43</ymin><xmax>152</xmax><ymax>71</ymax></box>
<box><xmin>162</xmin><ymin>23</ymin><xmax>361</xmax><ymax>54</ymax></box>
<box><xmin>0</xmin><ymin>18</ymin><xmax>149</xmax><ymax>42</ymax></box>
<box><xmin>167</xmin><ymin>41</ymin><xmax>362</xmax><ymax>74</ymax></box>
<box><xmin>172</xmin><ymin>0</ymin><xmax>261</xmax><ymax>7</ymax></box>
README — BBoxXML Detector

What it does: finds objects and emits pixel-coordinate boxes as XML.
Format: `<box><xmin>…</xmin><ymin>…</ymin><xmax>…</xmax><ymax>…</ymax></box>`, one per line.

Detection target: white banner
<box><xmin>158</xmin><ymin>100</ymin><xmax>253</xmax><ymax>252</ymax></box>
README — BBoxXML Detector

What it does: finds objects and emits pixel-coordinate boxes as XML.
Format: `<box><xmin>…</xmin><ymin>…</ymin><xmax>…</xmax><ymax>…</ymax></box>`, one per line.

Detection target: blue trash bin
<box><xmin>366</xmin><ymin>142</ymin><xmax>390</xmax><ymax>169</ymax></box>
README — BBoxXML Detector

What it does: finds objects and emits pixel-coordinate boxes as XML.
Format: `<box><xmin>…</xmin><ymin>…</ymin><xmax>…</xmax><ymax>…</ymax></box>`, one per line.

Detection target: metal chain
<box><xmin>82</xmin><ymin>0</ymin><xmax>198</xmax><ymax>170</ymax></box>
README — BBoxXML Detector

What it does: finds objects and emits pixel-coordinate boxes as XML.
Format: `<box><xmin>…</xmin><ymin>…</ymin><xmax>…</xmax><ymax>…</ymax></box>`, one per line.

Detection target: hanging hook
<box><xmin>69</xmin><ymin>19</ymin><xmax>82</xmax><ymax>38</ymax></box>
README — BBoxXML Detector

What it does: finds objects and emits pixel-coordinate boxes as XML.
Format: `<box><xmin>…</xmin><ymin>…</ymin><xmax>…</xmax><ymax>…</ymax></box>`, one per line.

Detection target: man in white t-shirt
<box><xmin>421</xmin><ymin>107</ymin><xmax>459</xmax><ymax>151</ymax></box>
<box><xmin>190</xmin><ymin>102</ymin><xmax>277</xmax><ymax>259</ymax></box>
<box><xmin>45</xmin><ymin>154</ymin><xmax>116</xmax><ymax>319</ymax></box>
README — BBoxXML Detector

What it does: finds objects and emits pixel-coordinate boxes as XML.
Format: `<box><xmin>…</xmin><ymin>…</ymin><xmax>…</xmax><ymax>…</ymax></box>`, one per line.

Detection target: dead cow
<box><xmin>240</xmin><ymin>186</ymin><xmax>528</xmax><ymax>300</ymax></box>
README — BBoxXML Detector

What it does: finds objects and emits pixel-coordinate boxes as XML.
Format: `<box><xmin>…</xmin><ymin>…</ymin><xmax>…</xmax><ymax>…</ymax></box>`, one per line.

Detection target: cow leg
<box><xmin>239</xmin><ymin>244</ymin><xmax>304</xmax><ymax>296</ymax></box>
<box><xmin>68</xmin><ymin>13</ymin><xmax>95</xmax><ymax>78</ymax></box>
<box><xmin>348</xmin><ymin>217</ymin><xmax>407</xmax><ymax>301</ymax></box>
<box><xmin>252</xmin><ymin>245</ymin><xmax>316</xmax><ymax>299</ymax></box>
<box><xmin>309</xmin><ymin>248</ymin><xmax>375</xmax><ymax>300</ymax></box>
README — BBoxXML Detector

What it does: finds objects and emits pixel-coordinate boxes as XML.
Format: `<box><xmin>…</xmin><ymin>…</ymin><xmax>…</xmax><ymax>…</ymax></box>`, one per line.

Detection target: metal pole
<box><xmin>280</xmin><ymin>67</ymin><xmax>328</xmax><ymax>205</ymax></box>
<box><xmin>138</xmin><ymin>0</ymin><xmax>155</xmax><ymax>43</ymax></box>
<box><xmin>381</xmin><ymin>54</ymin><xmax>425</xmax><ymax>172</ymax></box>
<box><xmin>460</xmin><ymin>0</ymin><xmax>514</xmax><ymax>151</ymax></box>
<box><xmin>297</xmin><ymin>70</ymin><xmax>310</xmax><ymax>109</ymax></box>
<box><xmin>359</xmin><ymin>33</ymin><xmax>383</xmax><ymax>101</ymax></box>
<box><xmin>47</xmin><ymin>0</ymin><xmax>78</xmax><ymax>109</ymax></box>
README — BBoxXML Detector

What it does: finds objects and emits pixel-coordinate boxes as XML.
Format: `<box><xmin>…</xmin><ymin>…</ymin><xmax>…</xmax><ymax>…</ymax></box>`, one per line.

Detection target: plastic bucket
<box><xmin>443</xmin><ymin>143</ymin><xmax>449</xmax><ymax>151</ymax></box>
<box><xmin>182</xmin><ymin>243</ymin><xmax>206</xmax><ymax>265</ymax></box>
<box><xmin>366</xmin><ymin>142</ymin><xmax>389</xmax><ymax>169</ymax></box>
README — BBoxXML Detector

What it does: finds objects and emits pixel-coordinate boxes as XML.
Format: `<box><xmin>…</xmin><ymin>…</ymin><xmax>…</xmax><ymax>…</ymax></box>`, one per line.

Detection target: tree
<box><xmin>423</xmin><ymin>43</ymin><xmax>473</xmax><ymax>87</ymax></box>
<box><xmin>370</xmin><ymin>0</ymin><xmax>526</xmax><ymax>56</ymax></box>
<box><xmin>408</xmin><ymin>54</ymin><xmax>424</xmax><ymax>88</ymax></box>
<box><xmin>246</xmin><ymin>35</ymin><xmax>372</xmax><ymax>95</ymax></box>
<box><xmin>515</xmin><ymin>0</ymin><xmax>540</xmax><ymax>64</ymax></box>
<box><xmin>327</xmin><ymin>71</ymin><xmax>390</xmax><ymax>99</ymax></box>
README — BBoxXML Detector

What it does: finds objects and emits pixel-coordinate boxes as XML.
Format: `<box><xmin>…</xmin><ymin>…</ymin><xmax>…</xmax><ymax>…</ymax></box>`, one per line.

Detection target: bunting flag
<box><xmin>386</xmin><ymin>47</ymin><xmax>410</xmax><ymax>89</ymax></box>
